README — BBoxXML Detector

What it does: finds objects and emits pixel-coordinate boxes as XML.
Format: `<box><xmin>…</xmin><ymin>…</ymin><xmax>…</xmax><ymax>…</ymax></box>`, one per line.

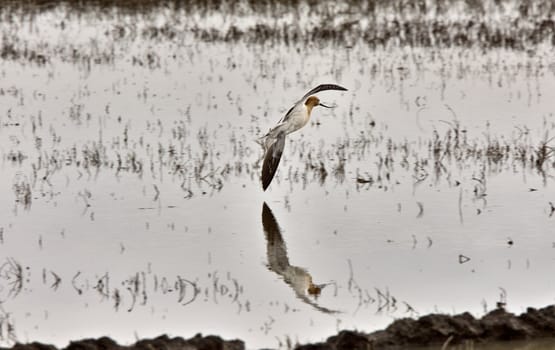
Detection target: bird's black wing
<box><xmin>279</xmin><ymin>104</ymin><xmax>297</xmax><ymax>123</ymax></box>
<box><xmin>300</xmin><ymin>84</ymin><xmax>348</xmax><ymax>101</ymax></box>
<box><xmin>262</xmin><ymin>202</ymin><xmax>289</xmax><ymax>269</ymax></box>
<box><xmin>262</xmin><ymin>202</ymin><xmax>282</xmax><ymax>242</ymax></box>
<box><xmin>261</xmin><ymin>131</ymin><xmax>286</xmax><ymax>190</ymax></box>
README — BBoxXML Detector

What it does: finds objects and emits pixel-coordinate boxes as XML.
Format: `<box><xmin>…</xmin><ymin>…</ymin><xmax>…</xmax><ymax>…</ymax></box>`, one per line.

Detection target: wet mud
<box><xmin>4</xmin><ymin>334</ymin><xmax>244</xmax><ymax>350</ymax></box>
<box><xmin>297</xmin><ymin>305</ymin><xmax>555</xmax><ymax>349</ymax></box>
<box><xmin>3</xmin><ymin>305</ymin><xmax>555</xmax><ymax>350</ymax></box>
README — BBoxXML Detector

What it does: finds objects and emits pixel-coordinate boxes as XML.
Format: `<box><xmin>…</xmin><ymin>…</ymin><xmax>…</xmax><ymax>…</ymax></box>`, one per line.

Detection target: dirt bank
<box><xmin>3</xmin><ymin>305</ymin><xmax>555</xmax><ymax>350</ymax></box>
<box><xmin>297</xmin><ymin>305</ymin><xmax>555</xmax><ymax>349</ymax></box>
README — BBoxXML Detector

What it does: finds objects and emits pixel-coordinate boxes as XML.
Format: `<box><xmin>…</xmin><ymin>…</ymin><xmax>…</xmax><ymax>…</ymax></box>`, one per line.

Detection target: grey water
<box><xmin>0</xmin><ymin>1</ymin><xmax>554</xmax><ymax>349</ymax></box>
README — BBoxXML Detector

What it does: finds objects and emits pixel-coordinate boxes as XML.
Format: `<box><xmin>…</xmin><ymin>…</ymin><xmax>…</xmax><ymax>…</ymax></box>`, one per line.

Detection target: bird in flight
<box><xmin>259</xmin><ymin>84</ymin><xmax>348</xmax><ymax>190</ymax></box>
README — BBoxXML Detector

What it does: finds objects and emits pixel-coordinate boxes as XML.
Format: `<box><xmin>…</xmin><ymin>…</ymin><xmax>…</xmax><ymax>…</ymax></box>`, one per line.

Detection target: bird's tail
<box><xmin>257</xmin><ymin>124</ymin><xmax>283</xmax><ymax>152</ymax></box>
<box><xmin>255</xmin><ymin>134</ymin><xmax>266</xmax><ymax>147</ymax></box>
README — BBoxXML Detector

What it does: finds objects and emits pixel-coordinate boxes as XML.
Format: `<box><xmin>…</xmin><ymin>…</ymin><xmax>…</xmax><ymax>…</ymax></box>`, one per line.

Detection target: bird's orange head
<box><xmin>304</xmin><ymin>96</ymin><xmax>320</xmax><ymax>115</ymax></box>
<box><xmin>307</xmin><ymin>282</ymin><xmax>322</xmax><ymax>297</ymax></box>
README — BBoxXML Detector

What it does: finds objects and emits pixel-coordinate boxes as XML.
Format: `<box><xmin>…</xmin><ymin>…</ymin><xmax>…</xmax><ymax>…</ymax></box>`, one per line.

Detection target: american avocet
<box><xmin>262</xmin><ymin>202</ymin><xmax>338</xmax><ymax>313</ymax></box>
<box><xmin>259</xmin><ymin>84</ymin><xmax>347</xmax><ymax>190</ymax></box>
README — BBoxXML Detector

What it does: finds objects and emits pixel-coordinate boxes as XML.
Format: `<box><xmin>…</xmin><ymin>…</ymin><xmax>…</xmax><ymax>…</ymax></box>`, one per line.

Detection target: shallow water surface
<box><xmin>0</xmin><ymin>2</ymin><xmax>555</xmax><ymax>349</ymax></box>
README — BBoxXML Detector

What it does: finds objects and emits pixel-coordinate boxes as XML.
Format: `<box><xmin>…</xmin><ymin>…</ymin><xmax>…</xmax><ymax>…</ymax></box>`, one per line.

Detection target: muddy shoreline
<box><xmin>3</xmin><ymin>305</ymin><xmax>555</xmax><ymax>350</ymax></box>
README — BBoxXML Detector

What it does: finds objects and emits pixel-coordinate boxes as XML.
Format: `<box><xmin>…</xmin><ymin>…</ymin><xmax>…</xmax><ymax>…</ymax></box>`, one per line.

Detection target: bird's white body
<box><xmin>260</xmin><ymin>102</ymin><xmax>311</xmax><ymax>151</ymax></box>
<box><xmin>278</xmin><ymin>102</ymin><xmax>312</xmax><ymax>133</ymax></box>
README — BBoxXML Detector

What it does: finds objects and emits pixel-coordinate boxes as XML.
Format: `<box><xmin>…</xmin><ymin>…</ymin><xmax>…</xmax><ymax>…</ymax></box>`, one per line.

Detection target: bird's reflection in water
<box><xmin>262</xmin><ymin>202</ymin><xmax>339</xmax><ymax>314</ymax></box>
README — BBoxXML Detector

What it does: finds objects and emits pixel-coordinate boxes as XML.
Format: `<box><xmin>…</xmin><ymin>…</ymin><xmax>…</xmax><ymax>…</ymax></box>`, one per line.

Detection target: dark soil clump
<box><xmin>3</xmin><ymin>306</ymin><xmax>555</xmax><ymax>350</ymax></box>
<box><xmin>296</xmin><ymin>305</ymin><xmax>555</xmax><ymax>349</ymax></box>
<box><xmin>4</xmin><ymin>334</ymin><xmax>244</xmax><ymax>350</ymax></box>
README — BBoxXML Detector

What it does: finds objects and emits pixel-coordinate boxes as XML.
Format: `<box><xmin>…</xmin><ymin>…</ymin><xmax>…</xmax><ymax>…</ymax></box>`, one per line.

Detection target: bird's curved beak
<box><xmin>319</xmin><ymin>102</ymin><xmax>333</xmax><ymax>108</ymax></box>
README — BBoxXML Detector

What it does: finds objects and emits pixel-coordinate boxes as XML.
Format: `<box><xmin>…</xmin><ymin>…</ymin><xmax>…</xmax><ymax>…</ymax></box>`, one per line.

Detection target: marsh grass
<box><xmin>0</xmin><ymin>0</ymin><xmax>554</xmax><ymax>68</ymax></box>
<box><xmin>0</xmin><ymin>306</ymin><xmax>16</xmax><ymax>345</ymax></box>
<box><xmin>7</xmin><ymin>109</ymin><xmax>552</xmax><ymax>207</ymax></box>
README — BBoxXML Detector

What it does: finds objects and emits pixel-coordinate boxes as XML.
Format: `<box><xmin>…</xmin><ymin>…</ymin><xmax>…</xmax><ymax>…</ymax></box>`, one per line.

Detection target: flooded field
<box><xmin>0</xmin><ymin>0</ymin><xmax>554</xmax><ymax>349</ymax></box>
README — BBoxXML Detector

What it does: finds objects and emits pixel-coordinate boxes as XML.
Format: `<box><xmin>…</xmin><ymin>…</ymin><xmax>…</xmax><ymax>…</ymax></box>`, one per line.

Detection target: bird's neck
<box><xmin>305</xmin><ymin>104</ymin><xmax>315</xmax><ymax>116</ymax></box>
